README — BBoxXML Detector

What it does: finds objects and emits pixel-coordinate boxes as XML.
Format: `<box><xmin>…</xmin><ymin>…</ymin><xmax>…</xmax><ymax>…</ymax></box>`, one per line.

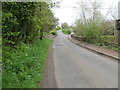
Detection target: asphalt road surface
<box><xmin>53</xmin><ymin>30</ymin><xmax>118</xmax><ymax>88</ymax></box>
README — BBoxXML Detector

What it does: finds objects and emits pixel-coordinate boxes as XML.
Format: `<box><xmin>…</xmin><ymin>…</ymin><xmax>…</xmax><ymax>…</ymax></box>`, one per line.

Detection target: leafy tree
<box><xmin>56</xmin><ymin>26</ymin><xmax>62</xmax><ymax>30</ymax></box>
<box><xmin>83</xmin><ymin>21</ymin><xmax>101</xmax><ymax>43</ymax></box>
<box><xmin>61</xmin><ymin>23</ymin><xmax>69</xmax><ymax>29</ymax></box>
<box><xmin>2</xmin><ymin>2</ymin><xmax>58</xmax><ymax>44</ymax></box>
<box><xmin>2</xmin><ymin>2</ymin><xmax>59</xmax><ymax>88</ymax></box>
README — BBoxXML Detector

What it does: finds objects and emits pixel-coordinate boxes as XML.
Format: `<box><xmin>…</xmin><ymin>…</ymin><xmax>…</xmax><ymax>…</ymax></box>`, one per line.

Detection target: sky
<box><xmin>51</xmin><ymin>0</ymin><xmax>120</xmax><ymax>26</ymax></box>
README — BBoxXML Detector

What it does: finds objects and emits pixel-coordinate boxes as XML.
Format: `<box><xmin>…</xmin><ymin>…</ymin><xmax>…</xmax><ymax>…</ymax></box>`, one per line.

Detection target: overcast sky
<box><xmin>52</xmin><ymin>0</ymin><xmax>120</xmax><ymax>26</ymax></box>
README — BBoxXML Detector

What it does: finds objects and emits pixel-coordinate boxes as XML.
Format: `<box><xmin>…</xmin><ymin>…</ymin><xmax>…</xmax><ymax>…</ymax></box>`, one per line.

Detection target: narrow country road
<box><xmin>53</xmin><ymin>30</ymin><xmax>118</xmax><ymax>88</ymax></box>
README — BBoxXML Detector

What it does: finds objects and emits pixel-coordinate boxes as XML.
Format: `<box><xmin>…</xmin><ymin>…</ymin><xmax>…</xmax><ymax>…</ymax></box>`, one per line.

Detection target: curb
<box><xmin>68</xmin><ymin>37</ymin><xmax>119</xmax><ymax>60</ymax></box>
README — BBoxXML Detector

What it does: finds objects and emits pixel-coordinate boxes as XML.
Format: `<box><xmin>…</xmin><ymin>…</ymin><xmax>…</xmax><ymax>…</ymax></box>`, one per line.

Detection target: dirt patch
<box><xmin>41</xmin><ymin>41</ymin><xmax>58</xmax><ymax>88</ymax></box>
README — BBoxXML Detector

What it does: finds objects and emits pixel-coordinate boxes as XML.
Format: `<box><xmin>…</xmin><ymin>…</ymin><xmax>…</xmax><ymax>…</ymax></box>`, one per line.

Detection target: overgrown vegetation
<box><xmin>62</xmin><ymin>29</ymin><xmax>72</xmax><ymax>35</ymax></box>
<box><xmin>61</xmin><ymin>23</ymin><xmax>69</xmax><ymax>29</ymax></box>
<box><xmin>72</xmin><ymin>20</ymin><xmax>119</xmax><ymax>50</ymax></box>
<box><xmin>2</xmin><ymin>2</ymin><xmax>58</xmax><ymax>88</ymax></box>
<box><xmin>50</xmin><ymin>30</ymin><xmax>58</xmax><ymax>36</ymax></box>
<box><xmin>56</xmin><ymin>26</ymin><xmax>62</xmax><ymax>30</ymax></box>
<box><xmin>2</xmin><ymin>2</ymin><xmax>58</xmax><ymax>44</ymax></box>
<box><xmin>71</xmin><ymin>1</ymin><xmax>119</xmax><ymax>51</ymax></box>
<box><xmin>3</xmin><ymin>39</ymin><xmax>52</xmax><ymax>88</ymax></box>
<box><xmin>83</xmin><ymin>21</ymin><xmax>101</xmax><ymax>43</ymax></box>
<box><xmin>96</xmin><ymin>35</ymin><xmax>119</xmax><ymax>51</ymax></box>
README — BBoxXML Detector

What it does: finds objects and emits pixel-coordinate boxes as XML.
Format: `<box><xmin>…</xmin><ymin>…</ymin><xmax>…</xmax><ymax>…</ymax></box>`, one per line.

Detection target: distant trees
<box><xmin>2</xmin><ymin>2</ymin><xmax>58</xmax><ymax>45</ymax></box>
<box><xmin>56</xmin><ymin>26</ymin><xmax>62</xmax><ymax>30</ymax></box>
<box><xmin>72</xmin><ymin>0</ymin><xmax>117</xmax><ymax>43</ymax></box>
<box><xmin>61</xmin><ymin>23</ymin><xmax>69</xmax><ymax>29</ymax></box>
<box><xmin>100</xmin><ymin>20</ymin><xmax>114</xmax><ymax>35</ymax></box>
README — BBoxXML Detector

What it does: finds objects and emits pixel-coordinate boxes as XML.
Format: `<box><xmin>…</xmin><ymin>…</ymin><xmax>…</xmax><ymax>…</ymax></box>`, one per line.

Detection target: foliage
<box><xmin>101</xmin><ymin>35</ymin><xmax>115</xmax><ymax>43</ymax></box>
<box><xmin>96</xmin><ymin>42</ymin><xmax>120</xmax><ymax>51</ymax></box>
<box><xmin>2</xmin><ymin>39</ymin><xmax>52</xmax><ymax>88</ymax></box>
<box><xmin>70</xmin><ymin>0</ymin><xmax>119</xmax><ymax>51</ymax></box>
<box><xmin>56</xmin><ymin>26</ymin><xmax>62</xmax><ymax>30</ymax></box>
<box><xmin>100</xmin><ymin>21</ymin><xmax>114</xmax><ymax>35</ymax></box>
<box><xmin>2</xmin><ymin>2</ymin><xmax>58</xmax><ymax>88</ymax></box>
<box><xmin>73</xmin><ymin>20</ymin><xmax>101</xmax><ymax>43</ymax></box>
<box><xmin>62</xmin><ymin>29</ymin><xmax>72</xmax><ymax>35</ymax></box>
<box><xmin>72</xmin><ymin>17</ymin><xmax>118</xmax><ymax>51</ymax></box>
<box><xmin>83</xmin><ymin>21</ymin><xmax>101</xmax><ymax>43</ymax></box>
<box><xmin>38</xmin><ymin>2</ymin><xmax>59</xmax><ymax>39</ymax></box>
<box><xmin>0</xmin><ymin>64</ymin><xmax>1</xmax><ymax>90</ymax></box>
<box><xmin>61</xmin><ymin>23</ymin><xmax>69</xmax><ymax>29</ymax></box>
<box><xmin>50</xmin><ymin>30</ymin><xmax>57</xmax><ymax>35</ymax></box>
<box><xmin>72</xmin><ymin>19</ymin><xmax>85</xmax><ymax>36</ymax></box>
<box><xmin>2</xmin><ymin>2</ymin><xmax>58</xmax><ymax>44</ymax></box>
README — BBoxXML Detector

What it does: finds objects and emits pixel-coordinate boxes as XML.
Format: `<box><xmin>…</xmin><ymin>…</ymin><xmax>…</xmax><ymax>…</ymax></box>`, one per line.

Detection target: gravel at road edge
<box><xmin>41</xmin><ymin>41</ymin><xmax>58</xmax><ymax>88</ymax></box>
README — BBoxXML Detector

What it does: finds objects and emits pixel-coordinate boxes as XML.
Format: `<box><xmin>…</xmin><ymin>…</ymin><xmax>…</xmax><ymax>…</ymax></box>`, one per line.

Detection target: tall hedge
<box><xmin>2</xmin><ymin>2</ymin><xmax>58</xmax><ymax>45</ymax></box>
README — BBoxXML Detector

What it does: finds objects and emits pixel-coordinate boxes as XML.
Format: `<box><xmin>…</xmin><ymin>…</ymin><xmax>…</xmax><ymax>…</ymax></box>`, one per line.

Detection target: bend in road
<box><xmin>53</xmin><ymin>30</ymin><xmax>118</xmax><ymax>88</ymax></box>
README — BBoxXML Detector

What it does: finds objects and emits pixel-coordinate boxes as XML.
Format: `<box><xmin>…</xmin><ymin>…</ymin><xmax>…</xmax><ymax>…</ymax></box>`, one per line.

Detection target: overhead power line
<box><xmin>59</xmin><ymin>6</ymin><xmax>118</xmax><ymax>9</ymax></box>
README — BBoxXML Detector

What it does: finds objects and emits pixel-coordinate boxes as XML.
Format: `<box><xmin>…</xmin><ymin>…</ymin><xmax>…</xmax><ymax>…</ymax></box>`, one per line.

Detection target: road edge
<box><xmin>68</xmin><ymin>36</ymin><xmax>119</xmax><ymax>60</ymax></box>
<box><xmin>41</xmin><ymin>41</ymin><xmax>58</xmax><ymax>88</ymax></box>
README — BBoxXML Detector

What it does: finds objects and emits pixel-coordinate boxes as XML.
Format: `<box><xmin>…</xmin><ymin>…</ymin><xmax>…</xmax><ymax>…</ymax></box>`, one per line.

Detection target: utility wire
<box><xmin>58</xmin><ymin>6</ymin><xmax>118</xmax><ymax>9</ymax></box>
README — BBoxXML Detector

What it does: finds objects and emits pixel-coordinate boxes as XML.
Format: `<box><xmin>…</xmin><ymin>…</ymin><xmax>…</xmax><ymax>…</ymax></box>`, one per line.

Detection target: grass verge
<box><xmin>2</xmin><ymin>38</ymin><xmax>52</xmax><ymax>88</ymax></box>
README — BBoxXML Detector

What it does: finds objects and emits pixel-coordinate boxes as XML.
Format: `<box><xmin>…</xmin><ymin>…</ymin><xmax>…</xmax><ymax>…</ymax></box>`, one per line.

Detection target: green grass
<box><xmin>62</xmin><ymin>29</ymin><xmax>72</xmax><ymax>35</ymax></box>
<box><xmin>0</xmin><ymin>35</ymin><xmax>2</xmax><ymax>89</ymax></box>
<box><xmin>96</xmin><ymin>42</ymin><xmax>120</xmax><ymax>51</ymax></box>
<box><xmin>100</xmin><ymin>35</ymin><xmax>119</xmax><ymax>51</ymax></box>
<box><xmin>2</xmin><ymin>38</ymin><xmax>52</xmax><ymax>88</ymax></box>
<box><xmin>101</xmin><ymin>35</ymin><xmax>116</xmax><ymax>43</ymax></box>
<box><xmin>0</xmin><ymin>35</ymin><xmax>1</xmax><ymax>62</ymax></box>
<box><xmin>0</xmin><ymin>64</ymin><xmax>2</xmax><ymax>90</ymax></box>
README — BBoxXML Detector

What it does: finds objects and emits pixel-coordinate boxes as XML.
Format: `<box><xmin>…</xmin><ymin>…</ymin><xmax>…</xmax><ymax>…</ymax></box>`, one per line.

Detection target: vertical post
<box><xmin>118</xmin><ymin>1</ymin><xmax>120</xmax><ymax>47</ymax></box>
<box><xmin>118</xmin><ymin>1</ymin><xmax>120</xmax><ymax>90</ymax></box>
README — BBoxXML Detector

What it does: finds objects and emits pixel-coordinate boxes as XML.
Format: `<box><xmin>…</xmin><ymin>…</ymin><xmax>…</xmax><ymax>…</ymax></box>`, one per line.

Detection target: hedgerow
<box><xmin>2</xmin><ymin>39</ymin><xmax>52</xmax><ymax>88</ymax></box>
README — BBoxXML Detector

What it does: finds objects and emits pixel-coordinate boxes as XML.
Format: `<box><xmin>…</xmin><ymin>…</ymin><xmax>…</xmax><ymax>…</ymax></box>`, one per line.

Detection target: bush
<box><xmin>72</xmin><ymin>20</ymin><xmax>85</xmax><ymax>36</ymax></box>
<box><xmin>2</xmin><ymin>39</ymin><xmax>52</xmax><ymax>88</ymax></box>
<box><xmin>50</xmin><ymin>30</ymin><xmax>57</xmax><ymax>35</ymax></box>
<box><xmin>83</xmin><ymin>21</ymin><xmax>101</xmax><ymax>43</ymax></box>
<box><xmin>56</xmin><ymin>26</ymin><xmax>62</xmax><ymax>30</ymax></box>
<box><xmin>62</xmin><ymin>29</ymin><xmax>72</xmax><ymax>34</ymax></box>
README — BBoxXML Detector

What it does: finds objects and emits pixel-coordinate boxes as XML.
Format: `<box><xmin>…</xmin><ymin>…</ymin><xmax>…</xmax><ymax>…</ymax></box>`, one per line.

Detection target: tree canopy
<box><xmin>2</xmin><ymin>2</ymin><xmax>59</xmax><ymax>45</ymax></box>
